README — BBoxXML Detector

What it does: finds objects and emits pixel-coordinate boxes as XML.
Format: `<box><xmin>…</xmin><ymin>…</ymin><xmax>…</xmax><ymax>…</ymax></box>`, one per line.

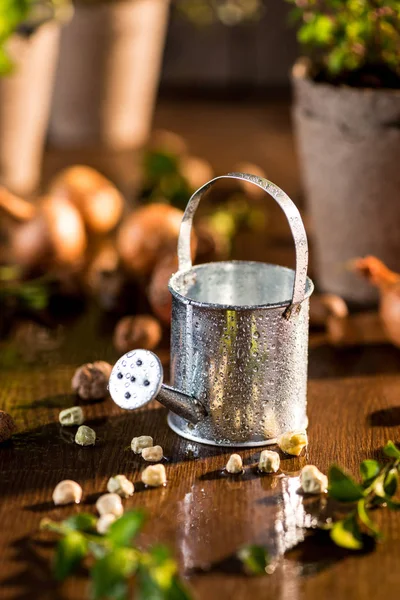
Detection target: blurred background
<box><xmin>1</xmin><ymin>0</ymin><xmax>400</xmax><ymax>366</ymax></box>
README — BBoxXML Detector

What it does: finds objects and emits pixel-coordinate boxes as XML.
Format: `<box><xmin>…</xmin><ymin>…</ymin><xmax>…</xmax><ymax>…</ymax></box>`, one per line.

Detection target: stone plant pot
<box><xmin>292</xmin><ymin>63</ymin><xmax>400</xmax><ymax>304</ymax></box>
<box><xmin>0</xmin><ymin>23</ymin><xmax>60</xmax><ymax>196</ymax></box>
<box><xmin>49</xmin><ymin>0</ymin><xmax>170</xmax><ymax>149</ymax></box>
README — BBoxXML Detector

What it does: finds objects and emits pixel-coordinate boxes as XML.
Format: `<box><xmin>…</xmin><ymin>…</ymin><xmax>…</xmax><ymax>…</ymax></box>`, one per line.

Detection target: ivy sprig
<box><xmin>40</xmin><ymin>510</ymin><xmax>191</xmax><ymax>600</ymax></box>
<box><xmin>238</xmin><ymin>440</ymin><xmax>400</xmax><ymax>571</ymax></box>
<box><xmin>327</xmin><ymin>440</ymin><xmax>400</xmax><ymax>549</ymax></box>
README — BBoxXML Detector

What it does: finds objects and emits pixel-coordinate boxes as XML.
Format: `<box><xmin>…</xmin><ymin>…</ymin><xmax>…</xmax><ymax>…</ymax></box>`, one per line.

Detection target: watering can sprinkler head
<box><xmin>108</xmin><ymin>349</ymin><xmax>207</xmax><ymax>425</ymax></box>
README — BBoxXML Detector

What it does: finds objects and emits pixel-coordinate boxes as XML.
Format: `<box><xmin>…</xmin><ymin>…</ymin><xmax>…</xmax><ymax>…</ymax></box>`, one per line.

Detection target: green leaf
<box><xmin>91</xmin><ymin>548</ymin><xmax>138</xmax><ymax>600</ymax></box>
<box><xmin>108</xmin><ymin>510</ymin><xmax>146</xmax><ymax>547</ymax></box>
<box><xmin>54</xmin><ymin>531</ymin><xmax>87</xmax><ymax>581</ymax></box>
<box><xmin>136</xmin><ymin>546</ymin><xmax>190</xmax><ymax>600</ymax></box>
<box><xmin>147</xmin><ymin>546</ymin><xmax>178</xmax><ymax>590</ymax></box>
<box><xmin>357</xmin><ymin>499</ymin><xmax>381</xmax><ymax>538</ymax></box>
<box><xmin>237</xmin><ymin>544</ymin><xmax>270</xmax><ymax>575</ymax></box>
<box><xmin>384</xmin><ymin>468</ymin><xmax>398</xmax><ymax>497</ymax></box>
<box><xmin>360</xmin><ymin>460</ymin><xmax>381</xmax><ymax>483</ymax></box>
<box><xmin>136</xmin><ymin>566</ymin><xmax>191</xmax><ymax>600</ymax></box>
<box><xmin>330</xmin><ymin>513</ymin><xmax>363</xmax><ymax>550</ymax></box>
<box><xmin>328</xmin><ymin>465</ymin><xmax>365</xmax><ymax>503</ymax></box>
<box><xmin>383</xmin><ymin>441</ymin><xmax>400</xmax><ymax>459</ymax></box>
<box><xmin>63</xmin><ymin>513</ymin><xmax>97</xmax><ymax>532</ymax></box>
<box><xmin>385</xmin><ymin>497</ymin><xmax>400</xmax><ymax>510</ymax></box>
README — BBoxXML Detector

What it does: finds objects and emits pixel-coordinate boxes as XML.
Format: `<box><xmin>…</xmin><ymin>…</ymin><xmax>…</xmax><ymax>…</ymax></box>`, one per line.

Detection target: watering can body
<box><xmin>109</xmin><ymin>173</ymin><xmax>313</xmax><ymax>447</ymax></box>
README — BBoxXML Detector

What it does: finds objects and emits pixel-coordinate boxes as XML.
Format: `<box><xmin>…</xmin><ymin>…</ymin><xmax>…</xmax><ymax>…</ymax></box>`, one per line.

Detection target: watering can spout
<box><xmin>108</xmin><ymin>349</ymin><xmax>207</xmax><ymax>425</ymax></box>
<box><xmin>156</xmin><ymin>385</ymin><xmax>207</xmax><ymax>424</ymax></box>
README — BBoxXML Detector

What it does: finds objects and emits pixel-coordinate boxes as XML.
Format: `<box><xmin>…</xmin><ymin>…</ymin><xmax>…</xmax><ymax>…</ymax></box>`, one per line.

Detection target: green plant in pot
<box><xmin>289</xmin><ymin>0</ymin><xmax>400</xmax><ymax>304</ymax></box>
<box><xmin>0</xmin><ymin>0</ymin><xmax>70</xmax><ymax>195</ymax></box>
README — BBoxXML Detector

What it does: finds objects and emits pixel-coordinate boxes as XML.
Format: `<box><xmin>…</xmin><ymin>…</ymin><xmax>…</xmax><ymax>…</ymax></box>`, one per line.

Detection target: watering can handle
<box><xmin>178</xmin><ymin>172</ymin><xmax>309</xmax><ymax>305</ymax></box>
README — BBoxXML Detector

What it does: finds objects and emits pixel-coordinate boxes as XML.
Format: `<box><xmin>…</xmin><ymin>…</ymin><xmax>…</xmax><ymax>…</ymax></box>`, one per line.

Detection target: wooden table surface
<box><xmin>2</xmin><ymin>99</ymin><xmax>400</xmax><ymax>600</ymax></box>
<box><xmin>2</xmin><ymin>311</ymin><xmax>400</xmax><ymax>600</ymax></box>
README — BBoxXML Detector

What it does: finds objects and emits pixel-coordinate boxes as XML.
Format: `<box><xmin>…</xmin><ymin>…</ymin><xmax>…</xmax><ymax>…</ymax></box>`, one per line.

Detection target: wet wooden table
<box><xmin>2</xmin><ymin>308</ymin><xmax>400</xmax><ymax>600</ymax></box>
<box><xmin>2</xmin><ymin>98</ymin><xmax>400</xmax><ymax>599</ymax></box>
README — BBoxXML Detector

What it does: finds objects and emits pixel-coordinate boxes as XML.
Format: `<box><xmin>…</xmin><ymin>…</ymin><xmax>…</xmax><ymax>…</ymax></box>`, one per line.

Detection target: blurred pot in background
<box><xmin>49</xmin><ymin>0</ymin><xmax>170</xmax><ymax>149</ymax></box>
<box><xmin>0</xmin><ymin>1</ymin><xmax>68</xmax><ymax>195</ymax></box>
<box><xmin>290</xmin><ymin>1</ymin><xmax>400</xmax><ymax>305</ymax></box>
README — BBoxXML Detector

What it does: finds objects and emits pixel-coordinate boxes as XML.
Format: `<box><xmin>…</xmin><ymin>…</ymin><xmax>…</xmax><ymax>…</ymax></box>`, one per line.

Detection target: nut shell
<box><xmin>113</xmin><ymin>315</ymin><xmax>162</xmax><ymax>354</ymax></box>
<box><xmin>72</xmin><ymin>361</ymin><xmax>112</xmax><ymax>400</ymax></box>
<box><xmin>0</xmin><ymin>411</ymin><xmax>16</xmax><ymax>443</ymax></box>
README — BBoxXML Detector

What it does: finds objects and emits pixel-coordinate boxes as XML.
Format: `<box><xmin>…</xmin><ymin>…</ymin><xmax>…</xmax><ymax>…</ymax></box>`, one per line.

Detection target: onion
<box><xmin>117</xmin><ymin>203</ymin><xmax>196</xmax><ymax>277</ymax></box>
<box><xmin>50</xmin><ymin>165</ymin><xmax>124</xmax><ymax>234</ymax></box>
<box><xmin>113</xmin><ymin>315</ymin><xmax>162</xmax><ymax>353</ymax></box>
<box><xmin>180</xmin><ymin>156</ymin><xmax>214</xmax><ymax>191</ymax></box>
<box><xmin>349</xmin><ymin>256</ymin><xmax>400</xmax><ymax>347</ymax></box>
<box><xmin>11</xmin><ymin>194</ymin><xmax>87</xmax><ymax>271</ymax></box>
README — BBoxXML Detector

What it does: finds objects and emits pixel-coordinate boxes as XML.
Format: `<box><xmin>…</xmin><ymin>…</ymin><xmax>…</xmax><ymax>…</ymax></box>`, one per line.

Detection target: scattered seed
<box><xmin>52</xmin><ymin>480</ymin><xmax>82</xmax><ymax>505</ymax></box>
<box><xmin>96</xmin><ymin>493</ymin><xmax>124</xmax><ymax>517</ymax></box>
<box><xmin>96</xmin><ymin>513</ymin><xmax>117</xmax><ymax>534</ymax></box>
<box><xmin>59</xmin><ymin>406</ymin><xmax>84</xmax><ymax>427</ymax></box>
<box><xmin>142</xmin><ymin>445</ymin><xmax>163</xmax><ymax>462</ymax></box>
<box><xmin>141</xmin><ymin>464</ymin><xmax>167</xmax><ymax>487</ymax></box>
<box><xmin>75</xmin><ymin>425</ymin><xmax>96</xmax><ymax>446</ymax></box>
<box><xmin>107</xmin><ymin>475</ymin><xmax>134</xmax><ymax>498</ymax></box>
<box><xmin>131</xmin><ymin>435</ymin><xmax>153</xmax><ymax>454</ymax></box>
<box><xmin>277</xmin><ymin>430</ymin><xmax>308</xmax><ymax>456</ymax></box>
<box><xmin>226</xmin><ymin>453</ymin><xmax>243</xmax><ymax>474</ymax></box>
<box><xmin>259</xmin><ymin>450</ymin><xmax>280</xmax><ymax>473</ymax></box>
<box><xmin>300</xmin><ymin>465</ymin><xmax>328</xmax><ymax>494</ymax></box>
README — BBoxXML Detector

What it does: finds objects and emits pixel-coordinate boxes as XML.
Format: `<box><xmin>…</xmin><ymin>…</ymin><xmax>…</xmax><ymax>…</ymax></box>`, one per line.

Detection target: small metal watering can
<box><xmin>109</xmin><ymin>173</ymin><xmax>314</xmax><ymax>447</ymax></box>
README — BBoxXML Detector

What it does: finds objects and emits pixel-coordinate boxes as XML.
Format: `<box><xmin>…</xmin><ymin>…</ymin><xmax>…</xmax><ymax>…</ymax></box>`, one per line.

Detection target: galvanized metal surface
<box><xmin>168</xmin><ymin>172</ymin><xmax>314</xmax><ymax>447</ymax></box>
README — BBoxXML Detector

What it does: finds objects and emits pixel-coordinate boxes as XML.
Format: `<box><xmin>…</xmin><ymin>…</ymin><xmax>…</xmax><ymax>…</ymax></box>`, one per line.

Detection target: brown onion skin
<box><xmin>50</xmin><ymin>165</ymin><xmax>124</xmax><ymax>234</ymax></box>
<box><xmin>117</xmin><ymin>204</ymin><xmax>196</xmax><ymax>278</ymax></box>
<box><xmin>180</xmin><ymin>156</ymin><xmax>214</xmax><ymax>192</ymax></box>
<box><xmin>380</xmin><ymin>289</ymin><xmax>400</xmax><ymax>347</ymax></box>
<box><xmin>12</xmin><ymin>195</ymin><xmax>87</xmax><ymax>271</ymax></box>
<box><xmin>350</xmin><ymin>256</ymin><xmax>400</xmax><ymax>348</ymax></box>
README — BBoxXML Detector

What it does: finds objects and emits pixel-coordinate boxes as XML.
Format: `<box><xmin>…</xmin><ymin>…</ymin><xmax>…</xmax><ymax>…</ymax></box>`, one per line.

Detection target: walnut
<box><xmin>0</xmin><ymin>411</ymin><xmax>17</xmax><ymax>443</ymax></box>
<box><xmin>113</xmin><ymin>315</ymin><xmax>162</xmax><ymax>354</ymax></box>
<box><xmin>71</xmin><ymin>361</ymin><xmax>112</xmax><ymax>399</ymax></box>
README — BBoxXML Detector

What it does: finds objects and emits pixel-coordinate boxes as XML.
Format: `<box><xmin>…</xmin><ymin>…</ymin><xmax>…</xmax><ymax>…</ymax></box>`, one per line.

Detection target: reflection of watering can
<box><xmin>109</xmin><ymin>173</ymin><xmax>314</xmax><ymax>447</ymax></box>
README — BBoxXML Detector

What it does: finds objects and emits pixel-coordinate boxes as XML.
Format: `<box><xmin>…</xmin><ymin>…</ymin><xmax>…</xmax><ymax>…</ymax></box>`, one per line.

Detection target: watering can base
<box><xmin>167</xmin><ymin>412</ymin><xmax>308</xmax><ymax>448</ymax></box>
